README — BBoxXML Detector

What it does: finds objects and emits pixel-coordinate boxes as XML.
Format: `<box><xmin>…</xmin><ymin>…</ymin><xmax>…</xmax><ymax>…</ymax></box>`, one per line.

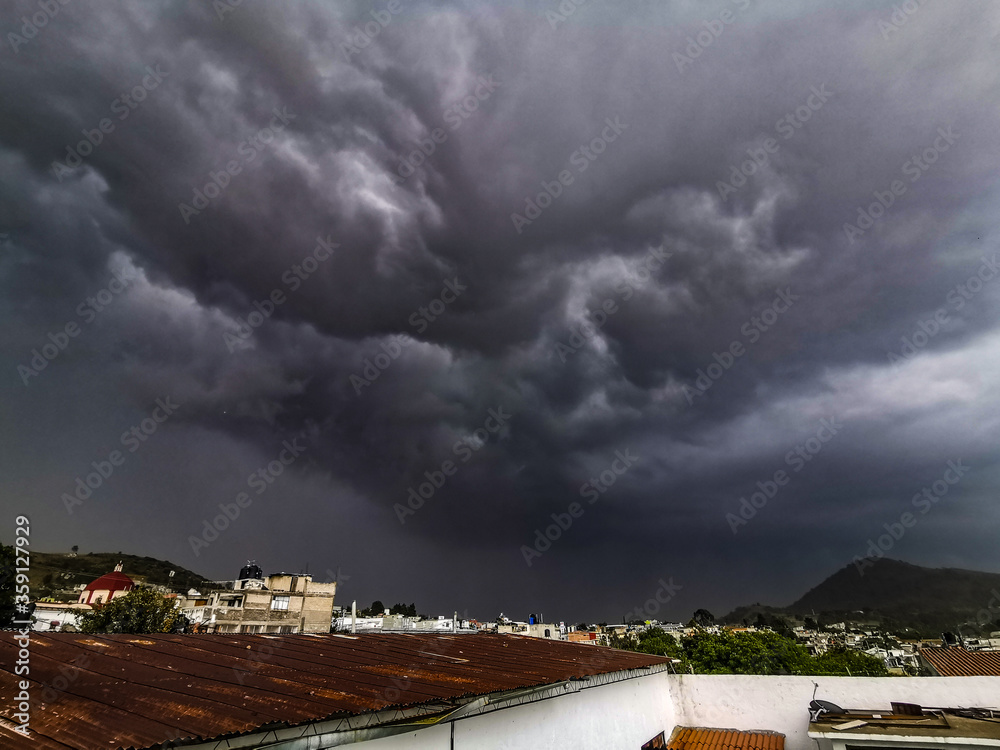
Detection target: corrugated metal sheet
<box><xmin>921</xmin><ymin>646</ymin><xmax>1000</xmax><ymax>676</ymax></box>
<box><xmin>667</xmin><ymin>726</ymin><xmax>786</xmax><ymax>750</ymax></box>
<box><xmin>0</xmin><ymin>631</ymin><xmax>669</xmax><ymax>749</ymax></box>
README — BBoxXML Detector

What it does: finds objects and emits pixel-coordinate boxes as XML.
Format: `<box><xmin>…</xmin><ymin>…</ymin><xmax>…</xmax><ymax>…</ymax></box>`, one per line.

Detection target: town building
<box><xmin>75</xmin><ymin>562</ymin><xmax>133</xmax><ymax>606</ymax></box>
<box><xmin>179</xmin><ymin>567</ymin><xmax>336</xmax><ymax>634</ymax></box>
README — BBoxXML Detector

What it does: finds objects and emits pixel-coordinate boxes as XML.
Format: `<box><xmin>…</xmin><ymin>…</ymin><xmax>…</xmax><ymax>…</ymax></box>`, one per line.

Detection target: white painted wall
<box><xmin>356</xmin><ymin>672</ymin><xmax>675</xmax><ymax>749</ymax></box>
<box><xmin>332</xmin><ymin>674</ymin><xmax>1000</xmax><ymax>750</ymax></box>
<box><xmin>665</xmin><ymin>675</ymin><xmax>1000</xmax><ymax>750</ymax></box>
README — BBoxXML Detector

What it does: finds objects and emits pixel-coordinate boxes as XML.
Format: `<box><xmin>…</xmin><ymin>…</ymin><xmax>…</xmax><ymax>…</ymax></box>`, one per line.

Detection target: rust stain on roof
<box><xmin>0</xmin><ymin>632</ymin><xmax>669</xmax><ymax>750</ymax></box>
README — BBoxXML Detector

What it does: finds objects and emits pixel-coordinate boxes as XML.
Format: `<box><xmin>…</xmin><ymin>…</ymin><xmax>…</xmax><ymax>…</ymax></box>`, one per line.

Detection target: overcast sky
<box><xmin>2</xmin><ymin>0</ymin><xmax>999</xmax><ymax>623</ymax></box>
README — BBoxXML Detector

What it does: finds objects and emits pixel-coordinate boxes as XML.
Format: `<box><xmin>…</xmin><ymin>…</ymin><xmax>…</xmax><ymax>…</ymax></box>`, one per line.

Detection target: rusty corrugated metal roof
<box><xmin>0</xmin><ymin>631</ymin><xmax>669</xmax><ymax>749</ymax></box>
<box><xmin>921</xmin><ymin>646</ymin><xmax>1000</xmax><ymax>676</ymax></box>
<box><xmin>667</xmin><ymin>726</ymin><xmax>786</xmax><ymax>750</ymax></box>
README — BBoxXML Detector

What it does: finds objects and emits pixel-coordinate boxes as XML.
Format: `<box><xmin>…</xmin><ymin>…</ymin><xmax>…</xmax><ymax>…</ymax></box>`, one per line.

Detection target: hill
<box><xmin>27</xmin><ymin>550</ymin><xmax>211</xmax><ymax>602</ymax></box>
<box><xmin>723</xmin><ymin>558</ymin><xmax>1000</xmax><ymax>637</ymax></box>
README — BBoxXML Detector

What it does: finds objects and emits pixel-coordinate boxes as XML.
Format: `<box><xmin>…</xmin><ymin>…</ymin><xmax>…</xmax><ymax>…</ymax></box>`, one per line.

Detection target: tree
<box><xmin>71</xmin><ymin>545</ymin><xmax>79</xmax><ymax>554</ymax></box>
<box><xmin>812</xmin><ymin>646</ymin><xmax>888</xmax><ymax>676</ymax></box>
<box><xmin>681</xmin><ymin>629</ymin><xmax>812</xmax><ymax>675</ymax></box>
<box><xmin>690</xmin><ymin>609</ymin><xmax>715</xmax><ymax>627</ymax></box>
<box><xmin>0</xmin><ymin>541</ymin><xmax>16</xmax><ymax>628</ymax></box>
<box><xmin>78</xmin><ymin>588</ymin><xmax>187</xmax><ymax>634</ymax></box>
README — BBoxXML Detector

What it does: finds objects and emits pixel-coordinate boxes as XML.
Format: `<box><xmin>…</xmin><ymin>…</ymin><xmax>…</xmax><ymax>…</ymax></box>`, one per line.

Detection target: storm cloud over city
<box><xmin>2</xmin><ymin>0</ymin><xmax>999</xmax><ymax>621</ymax></box>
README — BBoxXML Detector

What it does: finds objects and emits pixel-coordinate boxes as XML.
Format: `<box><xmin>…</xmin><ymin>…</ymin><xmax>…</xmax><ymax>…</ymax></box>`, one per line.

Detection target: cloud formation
<box><xmin>2</xmin><ymin>0</ymin><xmax>1000</xmax><ymax>621</ymax></box>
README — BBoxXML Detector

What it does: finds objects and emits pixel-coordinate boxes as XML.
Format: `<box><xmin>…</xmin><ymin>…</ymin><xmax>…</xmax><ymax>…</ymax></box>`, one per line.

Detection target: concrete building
<box><xmin>180</xmin><ymin>572</ymin><xmax>336</xmax><ymax>634</ymax></box>
<box><xmin>28</xmin><ymin>601</ymin><xmax>91</xmax><ymax>632</ymax></box>
<box><xmin>334</xmin><ymin>613</ymin><xmax>478</xmax><ymax>633</ymax></box>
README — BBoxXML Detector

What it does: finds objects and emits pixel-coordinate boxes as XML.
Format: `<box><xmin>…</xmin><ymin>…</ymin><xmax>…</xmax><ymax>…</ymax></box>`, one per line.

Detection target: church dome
<box><xmin>84</xmin><ymin>571</ymin><xmax>134</xmax><ymax>593</ymax></box>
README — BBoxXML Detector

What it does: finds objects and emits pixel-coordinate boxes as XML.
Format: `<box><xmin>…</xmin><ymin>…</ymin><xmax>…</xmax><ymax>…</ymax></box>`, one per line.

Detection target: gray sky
<box><xmin>2</xmin><ymin>0</ymin><xmax>999</xmax><ymax>623</ymax></box>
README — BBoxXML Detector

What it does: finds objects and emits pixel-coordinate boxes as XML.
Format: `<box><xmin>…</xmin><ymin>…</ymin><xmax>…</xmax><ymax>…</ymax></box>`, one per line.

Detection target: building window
<box><xmin>271</xmin><ymin>596</ymin><xmax>290</xmax><ymax>611</ymax></box>
<box><xmin>544</xmin><ymin>628</ymin><xmax>551</xmax><ymax>637</ymax></box>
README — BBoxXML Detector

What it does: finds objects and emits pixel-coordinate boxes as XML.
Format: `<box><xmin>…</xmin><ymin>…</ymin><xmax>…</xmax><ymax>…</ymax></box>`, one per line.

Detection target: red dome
<box><xmin>84</xmin><ymin>571</ymin><xmax>134</xmax><ymax>592</ymax></box>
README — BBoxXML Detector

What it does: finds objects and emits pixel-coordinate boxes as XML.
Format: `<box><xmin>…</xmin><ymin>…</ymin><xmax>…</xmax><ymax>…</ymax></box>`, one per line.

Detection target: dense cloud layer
<box><xmin>2</xmin><ymin>0</ymin><xmax>999</xmax><ymax>621</ymax></box>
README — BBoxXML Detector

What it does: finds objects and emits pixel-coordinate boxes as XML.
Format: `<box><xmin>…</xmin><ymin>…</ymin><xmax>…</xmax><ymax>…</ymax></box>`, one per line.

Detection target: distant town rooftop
<box><xmin>920</xmin><ymin>646</ymin><xmax>1000</xmax><ymax>677</ymax></box>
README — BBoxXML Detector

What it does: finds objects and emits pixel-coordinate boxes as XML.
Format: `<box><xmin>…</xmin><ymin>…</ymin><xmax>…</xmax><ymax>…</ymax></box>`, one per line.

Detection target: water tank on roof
<box><xmin>528</xmin><ymin>614</ymin><xmax>537</xmax><ymax>625</ymax></box>
<box><xmin>239</xmin><ymin>561</ymin><xmax>263</xmax><ymax>580</ymax></box>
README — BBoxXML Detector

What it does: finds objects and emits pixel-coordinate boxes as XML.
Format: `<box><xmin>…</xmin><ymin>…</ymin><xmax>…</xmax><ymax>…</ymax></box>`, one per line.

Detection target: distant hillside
<box><xmin>723</xmin><ymin>559</ymin><xmax>1000</xmax><ymax>637</ymax></box>
<box><xmin>27</xmin><ymin>551</ymin><xmax>211</xmax><ymax>602</ymax></box>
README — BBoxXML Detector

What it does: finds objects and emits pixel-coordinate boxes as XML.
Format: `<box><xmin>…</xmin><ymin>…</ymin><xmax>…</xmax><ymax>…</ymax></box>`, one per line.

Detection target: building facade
<box><xmin>180</xmin><ymin>573</ymin><xmax>336</xmax><ymax>634</ymax></box>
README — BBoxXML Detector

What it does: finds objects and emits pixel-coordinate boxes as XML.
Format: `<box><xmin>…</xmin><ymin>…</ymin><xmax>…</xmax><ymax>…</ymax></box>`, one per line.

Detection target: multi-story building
<box><xmin>180</xmin><ymin>565</ymin><xmax>336</xmax><ymax>634</ymax></box>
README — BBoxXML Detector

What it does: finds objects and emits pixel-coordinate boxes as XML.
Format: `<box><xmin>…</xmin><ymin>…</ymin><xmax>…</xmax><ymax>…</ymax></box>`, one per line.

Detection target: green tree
<box><xmin>78</xmin><ymin>588</ymin><xmax>187</xmax><ymax>634</ymax></box>
<box><xmin>681</xmin><ymin>629</ymin><xmax>812</xmax><ymax>674</ymax></box>
<box><xmin>0</xmin><ymin>541</ymin><xmax>16</xmax><ymax>628</ymax></box>
<box><xmin>689</xmin><ymin>609</ymin><xmax>715</xmax><ymax>627</ymax></box>
<box><xmin>812</xmin><ymin>646</ymin><xmax>888</xmax><ymax>676</ymax></box>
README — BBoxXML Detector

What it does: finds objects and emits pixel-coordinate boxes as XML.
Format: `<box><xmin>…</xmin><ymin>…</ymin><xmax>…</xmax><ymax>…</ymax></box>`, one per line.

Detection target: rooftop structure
<box><xmin>666</xmin><ymin>726</ymin><xmax>786</xmax><ymax>750</ymax></box>
<box><xmin>808</xmin><ymin>703</ymin><xmax>1000</xmax><ymax>750</ymax></box>
<box><xmin>920</xmin><ymin>646</ymin><xmax>1000</xmax><ymax>676</ymax></box>
<box><xmin>0</xmin><ymin>632</ymin><xmax>668</xmax><ymax>749</ymax></box>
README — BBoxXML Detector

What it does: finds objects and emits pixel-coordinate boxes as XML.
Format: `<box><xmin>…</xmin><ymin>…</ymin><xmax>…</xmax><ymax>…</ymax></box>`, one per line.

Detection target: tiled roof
<box><xmin>0</xmin><ymin>632</ymin><xmax>669</xmax><ymax>750</ymax></box>
<box><xmin>921</xmin><ymin>646</ymin><xmax>1000</xmax><ymax>676</ymax></box>
<box><xmin>668</xmin><ymin>726</ymin><xmax>785</xmax><ymax>750</ymax></box>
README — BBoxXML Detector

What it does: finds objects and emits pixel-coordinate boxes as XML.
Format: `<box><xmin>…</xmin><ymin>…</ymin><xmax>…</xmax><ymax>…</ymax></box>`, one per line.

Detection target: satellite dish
<box><xmin>810</xmin><ymin>699</ymin><xmax>846</xmax><ymax>721</ymax></box>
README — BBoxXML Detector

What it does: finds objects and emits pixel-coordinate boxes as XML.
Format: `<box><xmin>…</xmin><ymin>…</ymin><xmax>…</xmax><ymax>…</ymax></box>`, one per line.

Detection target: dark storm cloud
<box><xmin>2</xmin><ymin>0</ymin><xmax>1000</xmax><ymax>621</ymax></box>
